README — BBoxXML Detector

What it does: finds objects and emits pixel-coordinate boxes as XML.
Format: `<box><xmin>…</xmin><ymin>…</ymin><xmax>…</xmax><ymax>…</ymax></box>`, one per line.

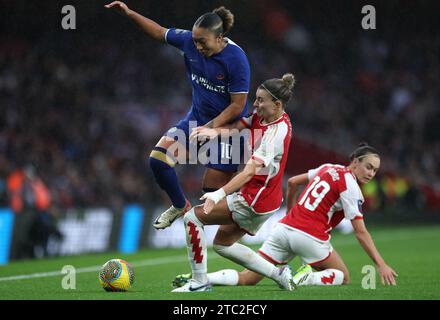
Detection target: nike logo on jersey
<box><xmin>174</xmin><ymin>29</ymin><xmax>189</xmax><ymax>35</ymax></box>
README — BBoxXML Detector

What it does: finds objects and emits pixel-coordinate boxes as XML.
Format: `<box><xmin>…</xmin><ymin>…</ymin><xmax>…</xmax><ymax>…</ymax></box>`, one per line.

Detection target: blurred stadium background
<box><xmin>0</xmin><ymin>0</ymin><xmax>439</xmax><ymax>266</ymax></box>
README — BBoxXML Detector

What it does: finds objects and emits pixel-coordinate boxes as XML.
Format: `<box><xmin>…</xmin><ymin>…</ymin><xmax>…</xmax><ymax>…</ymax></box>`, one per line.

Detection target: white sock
<box><xmin>213</xmin><ymin>243</ymin><xmax>279</xmax><ymax>280</ymax></box>
<box><xmin>184</xmin><ymin>209</ymin><xmax>208</xmax><ymax>284</ymax></box>
<box><xmin>304</xmin><ymin>269</ymin><xmax>344</xmax><ymax>286</ymax></box>
<box><xmin>207</xmin><ymin>269</ymin><xmax>239</xmax><ymax>286</ymax></box>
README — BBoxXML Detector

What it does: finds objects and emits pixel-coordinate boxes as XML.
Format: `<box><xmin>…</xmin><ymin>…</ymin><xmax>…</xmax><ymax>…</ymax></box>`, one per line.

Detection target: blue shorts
<box><xmin>165</xmin><ymin>110</ymin><xmax>245</xmax><ymax>172</ymax></box>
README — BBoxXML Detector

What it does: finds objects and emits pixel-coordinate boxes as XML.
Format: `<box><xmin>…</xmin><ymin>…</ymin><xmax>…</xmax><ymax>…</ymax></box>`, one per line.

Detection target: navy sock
<box><xmin>149</xmin><ymin>148</ymin><xmax>186</xmax><ymax>209</ymax></box>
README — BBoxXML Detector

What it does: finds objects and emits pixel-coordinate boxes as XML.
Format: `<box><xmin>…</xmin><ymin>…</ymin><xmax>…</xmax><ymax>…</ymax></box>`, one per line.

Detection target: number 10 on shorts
<box><xmin>221</xmin><ymin>142</ymin><xmax>232</xmax><ymax>160</ymax></box>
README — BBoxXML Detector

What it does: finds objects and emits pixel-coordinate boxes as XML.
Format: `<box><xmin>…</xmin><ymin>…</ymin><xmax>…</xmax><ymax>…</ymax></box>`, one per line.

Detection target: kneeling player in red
<box><xmin>173</xmin><ymin>143</ymin><xmax>398</xmax><ymax>289</ymax></box>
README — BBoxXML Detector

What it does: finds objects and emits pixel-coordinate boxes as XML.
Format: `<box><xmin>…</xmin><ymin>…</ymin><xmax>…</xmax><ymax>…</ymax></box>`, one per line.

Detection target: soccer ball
<box><xmin>99</xmin><ymin>259</ymin><xmax>135</xmax><ymax>292</ymax></box>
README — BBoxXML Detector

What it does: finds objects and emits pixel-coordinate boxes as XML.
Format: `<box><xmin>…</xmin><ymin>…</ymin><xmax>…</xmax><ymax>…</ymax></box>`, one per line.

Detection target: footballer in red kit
<box><xmin>172</xmin><ymin>74</ymin><xmax>298</xmax><ymax>292</ymax></box>
<box><xmin>173</xmin><ymin>143</ymin><xmax>398</xmax><ymax>289</ymax></box>
<box><xmin>279</xmin><ymin>163</ymin><xmax>364</xmax><ymax>242</ymax></box>
<box><xmin>239</xmin><ymin>111</ymin><xmax>292</xmax><ymax>216</ymax></box>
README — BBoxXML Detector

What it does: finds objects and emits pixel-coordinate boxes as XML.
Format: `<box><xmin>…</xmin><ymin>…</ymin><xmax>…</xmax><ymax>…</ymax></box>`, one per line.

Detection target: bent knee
<box><xmin>183</xmin><ymin>206</ymin><xmax>203</xmax><ymax>224</ymax></box>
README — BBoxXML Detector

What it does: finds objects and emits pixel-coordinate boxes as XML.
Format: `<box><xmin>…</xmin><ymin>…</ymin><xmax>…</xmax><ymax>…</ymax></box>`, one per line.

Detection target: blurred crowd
<box><xmin>0</xmin><ymin>0</ymin><xmax>439</xmax><ymax>216</ymax></box>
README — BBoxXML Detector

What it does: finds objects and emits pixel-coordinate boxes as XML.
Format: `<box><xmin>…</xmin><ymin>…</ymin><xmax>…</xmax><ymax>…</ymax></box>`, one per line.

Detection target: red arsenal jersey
<box><xmin>239</xmin><ymin>111</ymin><xmax>292</xmax><ymax>213</ymax></box>
<box><xmin>280</xmin><ymin>164</ymin><xmax>364</xmax><ymax>241</ymax></box>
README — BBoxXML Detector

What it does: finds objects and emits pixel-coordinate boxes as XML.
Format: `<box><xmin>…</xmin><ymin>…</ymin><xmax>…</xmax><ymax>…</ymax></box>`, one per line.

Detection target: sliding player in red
<box><xmin>172</xmin><ymin>74</ymin><xmax>296</xmax><ymax>292</ymax></box>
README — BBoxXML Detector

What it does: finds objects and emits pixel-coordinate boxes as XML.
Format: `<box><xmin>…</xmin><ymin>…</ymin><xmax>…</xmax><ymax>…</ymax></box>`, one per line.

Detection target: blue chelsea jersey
<box><xmin>165</xmin><ymin>28</ymin><xmax>250</xmax><ymax>124</ymax></box>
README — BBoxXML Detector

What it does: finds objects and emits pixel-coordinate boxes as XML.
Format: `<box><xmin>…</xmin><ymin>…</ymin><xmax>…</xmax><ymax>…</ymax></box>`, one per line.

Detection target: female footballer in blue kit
<box><xmin>105</xmin><ymin>2</ymin><xmax>251</xmax><ymax>228</ymax></box>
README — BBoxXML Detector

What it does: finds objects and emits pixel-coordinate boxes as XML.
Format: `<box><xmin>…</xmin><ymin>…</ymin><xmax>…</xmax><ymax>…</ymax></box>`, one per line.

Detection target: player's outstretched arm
<box><xmin>286</xmin><ymin>173</ymin><xmax>309</xmax><ymax>212</ymax></box>
<box><xmin>201</xmin><ymin>159</ymin><xmax>262</xmax><ymax>214</ymax></box>
<box><xmin>105</xmin><ymin>1</ymin><xmax>167</xmax><ymax>42</ymax></box>
<box><xmin>351</xmin><ymin>218</ymin><xmax>398</xmax><ymax>285</ymax></box>
<box><xmin>222</xmin><ymin>158</ymin><xmax>261</xmax><ymax>195</ymax></box>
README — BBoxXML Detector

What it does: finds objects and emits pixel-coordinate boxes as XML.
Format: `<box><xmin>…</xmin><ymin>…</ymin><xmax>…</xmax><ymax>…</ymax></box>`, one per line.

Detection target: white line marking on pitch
<box><xmin>0</xmin><ymin>255</ymin><xmax>222</xmax><ymax>282</ymax></box>
<box><xmin>0</xmin><ymin>230</ymin><xmax>438</xmax><ymax>282</ymax></box>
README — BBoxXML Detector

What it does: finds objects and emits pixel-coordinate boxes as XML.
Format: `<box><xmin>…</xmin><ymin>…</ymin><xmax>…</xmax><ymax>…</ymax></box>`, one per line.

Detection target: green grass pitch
<box><xmin>1</xmin><ymin>225</ymin><xmax>439</xmax><ymax>300</ymax></box>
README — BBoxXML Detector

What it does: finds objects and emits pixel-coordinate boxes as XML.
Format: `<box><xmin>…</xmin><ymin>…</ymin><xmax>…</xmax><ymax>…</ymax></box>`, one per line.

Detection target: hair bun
<box><xmin>212</xmin><ymin>6</ymin><xmax>234</xmax><ymax>34</ymax></box>
<box><xmin>282</xmin><ymin>73</ymin><xmax>296</xmax><ymax>91</ymax></box>
<box><xmin>358</xmin><ymin>142</ymin><xmax>369</xmax><ymax>148</ymax></box>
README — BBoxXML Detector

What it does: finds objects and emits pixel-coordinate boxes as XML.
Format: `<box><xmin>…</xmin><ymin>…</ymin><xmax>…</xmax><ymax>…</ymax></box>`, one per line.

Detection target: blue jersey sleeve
<box><xmin>228</xmin><ymin>53</ymin><xmax>250</xmax><ymax>94</ymax></box>
<box><xmin>165</xmin><ymin>28</ymin><xmax>192</xmax><ymax>51</ymax></box>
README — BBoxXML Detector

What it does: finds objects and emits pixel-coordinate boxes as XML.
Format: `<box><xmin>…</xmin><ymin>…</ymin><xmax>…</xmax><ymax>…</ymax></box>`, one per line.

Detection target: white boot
<box><xmin>171</xmin><ymin>279</ymin><xmax>212</xmax><ymax>292</ymax></box>
<box><xmin>153</xmin><ymin>200</ymin><xmax>191</xmax><ymax>229</ymax></box>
